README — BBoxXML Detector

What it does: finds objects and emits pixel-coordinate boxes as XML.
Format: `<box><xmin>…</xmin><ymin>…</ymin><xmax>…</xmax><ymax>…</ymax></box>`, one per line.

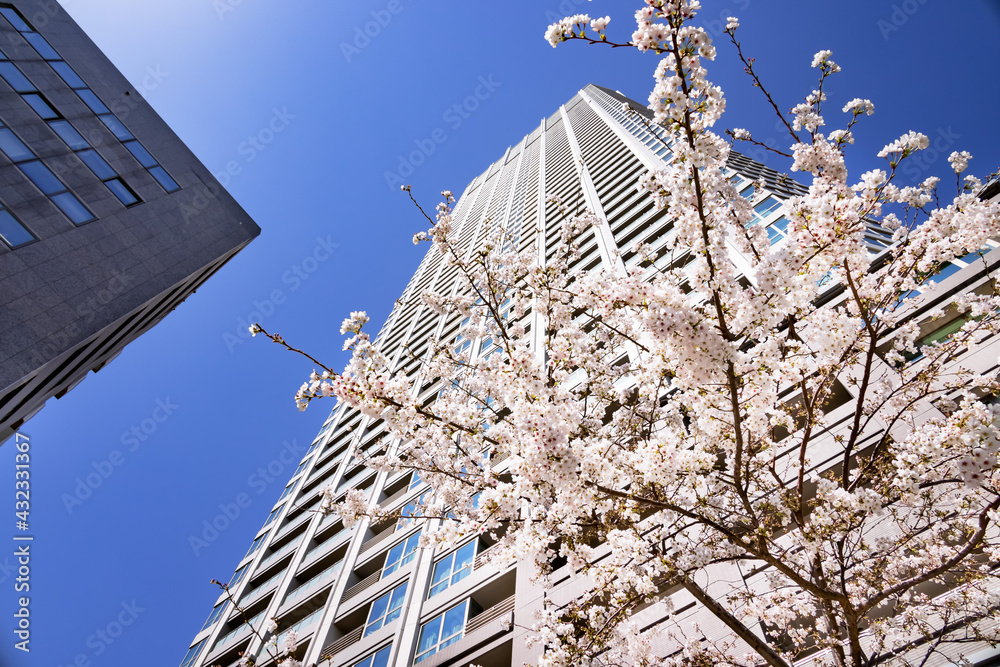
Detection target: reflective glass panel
<box><xmin>50</xmin><ymin>61</ymin><xmax>85</xmax><ymax>88</ymax></box>
<box><xmin>0</xmin><ymin>8</ymin><xmax>31</xmax><ymax>32</ymax></box>
<box><xmin>19</xmin><ymin>160</ymin><xmax>61</xmax><ymax>193</ymax></box>
<box><xmin>0</xmin><ymin>209</ymin><xmax>34</xmax><ymax>247</ymax></box>
<box><xmin>78</xmin><ymin>149</ymin><xmax>116</xmax><ymax>180</ymax></box>
<box><xmin>24</xmin><ymin>33</ymin><xmax>59</xmax><ymax>60</ymax></box>
<box><xmin>149</xmin><ymin>166</ymin><xmax>179</xmax><ymax>192</ymax></box>
<box><xmin>106</xmin><ymin>178</ymin><xmax>138</xmax><ymax>206</ymax></box>
<box><xmin>48</xmin><ymin>120</ymin><xmax>88</xmax><ymax>150</ymax></box>
<box><xmin>23</xmin><ymin>94</ymin><xmax>57</xmax><ymax>119</ymax></box>
<box><xmin>123</xmin><ymin>140</ymin><xmax>157</xmax><ymax>167</ymax></box>
<box><xmin>77</xmin><ymin>89</ymin><xmax>109</xmax><ymax>114</ymax></box>
<box><xmin>0</xmin><ymin>128</ymin><xmax>33</xmax><ymax>161</ymax></box>
<box><xmin>51</xmin><ymin>192</ymin><xmax>93</xmax><ymax>224</ymax></box>
<box><xmin>0</xmin><ymin>62</ymin><xmax>33</xmax><ymax>92</ymax></box>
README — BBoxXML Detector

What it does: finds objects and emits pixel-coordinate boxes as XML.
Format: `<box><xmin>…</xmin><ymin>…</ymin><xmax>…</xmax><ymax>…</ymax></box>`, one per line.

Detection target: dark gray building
<box><xmin>0</xmin><ymin>0</ymin><xmax>260</xmax><ymax>442</ymax></box>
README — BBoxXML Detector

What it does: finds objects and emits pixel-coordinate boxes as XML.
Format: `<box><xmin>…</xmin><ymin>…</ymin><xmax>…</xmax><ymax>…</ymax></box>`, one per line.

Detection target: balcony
<box><xmin>319</xmin><ymin>626</ymin><xmax>362</xmax><ymax>662</ymax></box>
<box><xmin>341</xmin><ymin>570</ymin><xmax>381</xmax><ymax>604</ymax></box>
<box><xmin>279</xmin><ymin>561</ymin><xmax>341</xmax><ymax>613</ymax></box>
<box><xmin>240</xmin><ymin>569</ymin><xmax>284</xmax><ymax>606</ymax></box>
<box><xmin>255</xmin><ymin>534</ymin><xmax>304</xmax><ymax>573</ymax></box>
<box><xmin>358</xmin><ymin>521</ymin><xmax>397</xmax><ymax>557</ymax></box>
<box><xmin>415</xmin><ymin>595</ymin><xmax>516</xmax><ymax>667</ymax></box>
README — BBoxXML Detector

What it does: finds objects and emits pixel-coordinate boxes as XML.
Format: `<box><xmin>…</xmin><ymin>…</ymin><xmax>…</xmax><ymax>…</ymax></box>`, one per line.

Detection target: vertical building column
<box><xmin>558</xmin><ymin>105</ymin><xmax>626</xmax><ymax>277</ymax></box>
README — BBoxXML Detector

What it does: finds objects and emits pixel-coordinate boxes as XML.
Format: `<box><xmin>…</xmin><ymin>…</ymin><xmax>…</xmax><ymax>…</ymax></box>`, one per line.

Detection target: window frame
<box><xmin>381</xmin><ymin>530</ymin><xmax>420</xmax><ymax>579</ymax></box>
<box><xmin>427</xmin><ymin>540</ymin><xmax>477</xmax><ymax>599</ymax></box>
<box><xmin>414</xmin><ymin>599</ymin><xmax>475</xmax><ymax>664</ymax></box>
<box><xmin>364</xmin><ymin>581</ymin><xmax>408</xmax><ymax>637</ymax></box>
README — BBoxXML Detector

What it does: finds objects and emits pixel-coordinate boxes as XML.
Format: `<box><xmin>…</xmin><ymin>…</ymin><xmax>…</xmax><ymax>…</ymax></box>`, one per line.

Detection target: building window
<box><xmin>245</xmin><ymin>530</ymin><xmax>269</xmax><ymax>559</ymax></box>
<box><xmin>262</xmin><ymin>506</ymin><xmax>282</xmax><ymax>529</ymax></box>
<box><xmin>427</xmin><ymin>540</ymin><xmax>476</xmax><ymax>599</ymax></box>
<box><xmin>352</xmin><ymin>644</ymin><xmax>392</xmax><ymax>667</ymax></box>
<box><xmin>364</xmin><ymin>581</ymin><xmax>408</xmax><ymax>637</ymax></box>
<box><xmin>229</xmin><ymin>563</ymin><xmax>250</xmax><ymax>588</ymax></box>
<box><xmin>0</xmin><ymin>121</ymin><xmax>93</xmax><ymax>224</ymax></box>
<box><xmin>414</xmin><ymin>599</ymin><xmax>480</xmax><ymax>664</ymax></box>
<box><xmin>0</xmin><ymin>203</ymin><xmax>34</xmax><ymax>248</ymax></box>
<box><xmin>396</xmin><ymin>491</ymin><xmax>428</xmax><ymax>531</ymax></box>
<box><xmin>382</xmin><ymin>531</ymin><xmax>420</xmax><ymax>579</ymax></box>
<box><xmin>201</xmin><ymin>601</ymin><xmax>228</xmax><ymax>630</ymax></box>
<box><xmin>278</xmin><ymin>478</ymin><xmax>299</xmax><ymax>502</ymax></box>
<box><xmin>178</xmin><ymin>638</ymin><xmax>206</xmax><ymax>667</ymax></box>
<box><xmin>46</xmin><ymin>120</ymin><xmax>142</xmax><ymax>207</ymax></box>
<box><xmin>0</xmin><ymin>9</ymin><xmax>180</xmax><ymax>194</ymax></box>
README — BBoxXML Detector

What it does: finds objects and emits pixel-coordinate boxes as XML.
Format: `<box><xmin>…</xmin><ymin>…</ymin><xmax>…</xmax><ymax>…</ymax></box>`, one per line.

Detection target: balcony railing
<box><xmin>275</xmin><ymin>506</ymin><xmax>315</xmax><ymax>541</ymax></box>
<box><xmin>319</xmin><ymin>626</ymin><xmax>363</xmax><ymax>661</ymax></box>
<box><xmin>341</xmin><ymin>570</ymin><xmax>381</xmax><ymax>604</ymax></box>
<box><xmin>473</xmin><ymin>542</ymin><xmax>508</xmax><ymax>572</ymax></box>
<box><xmin>379</xmin><ymin>485</ymin><xmax>416</xmax><ymax>511</ymax></box>
<box><xmin>466</xmin><ymin>594</ymin><xmax>516</xmax><ymax>635</ymax></box>
<box><xmin>255</xmin><ymin>535</ymin><xmax>303</xmax><ymax>572</ymax></box>
<box><xmin>280</xmin><ymin>562</ymin><xmax>341</xmax><ymax>611</ymax></box>
<box><xmin>241</xmin><ymin>569</ymin><xmax>283</xmax><ymax>605</ymax></box>
<box><xmin>359</xmin><ymin>526</ymin><xmax>396</xmax><ymax>555</ymax></box>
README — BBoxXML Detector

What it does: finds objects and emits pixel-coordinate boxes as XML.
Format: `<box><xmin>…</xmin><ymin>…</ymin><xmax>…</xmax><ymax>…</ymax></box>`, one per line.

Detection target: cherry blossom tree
<box><xmin>255</xmin><ymin>2</ymin><xmax>1000</xmax><ymax>665</ymax></box>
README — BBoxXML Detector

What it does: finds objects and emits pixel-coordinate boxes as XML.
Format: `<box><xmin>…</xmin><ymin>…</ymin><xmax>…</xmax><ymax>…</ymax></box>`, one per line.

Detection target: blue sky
<box><xmin>1</xmin><ymin>1</ymin><xmax>999</xmax><ymax>666</ymax></box>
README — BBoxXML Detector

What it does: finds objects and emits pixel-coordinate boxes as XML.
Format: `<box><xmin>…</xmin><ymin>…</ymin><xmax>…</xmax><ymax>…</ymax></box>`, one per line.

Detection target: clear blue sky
<box><xmin>2</xmin><ymin>1</ymin><xmax>998</xmax><ymax>665</ymax></box>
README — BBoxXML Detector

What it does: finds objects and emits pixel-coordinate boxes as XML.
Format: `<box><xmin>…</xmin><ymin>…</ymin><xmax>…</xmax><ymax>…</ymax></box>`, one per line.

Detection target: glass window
<box><xmin>0</xmin><ymin>62</ymin><xmax>32</xmax><ymax>91</ymax></box>
<box><xmin>105</xmin><ymin>178</ymin><xmax>139</xmax><ymax>206</ymax></box>
<box><xmin>382</xmin><ymin>531</ymin><xmax>420</xmax><ymax>578</ymax></box>
<box><xmin>78</xmin><ymin>149</ymin><xmax>116</xmax><ymax>180</ymax></box>
<box><xmin>23</xmin><ymin>93</ymin><xmax>58</xmax><ymax>119</ymax></box>
<box><xmin>753</xmin><ymin>196</ymin><xmax>782</xmax><ymax>221</ymax></box>
<box><xmin>428</xmin><ymin>540</ymin><xmax>476</xmax><ymax>598</ymax></box>
<box><xmin>351</xmin><ymin>644</ymin><xmax>392</xmax><ymax>667</ymax></box>
<box><xmin>19</xmin><ymin>159</ymin><xmax>61</xmax><ymax>194</ymax></box>
<box><xmin>0</xmin><ymin>128</ymin><xmax>32</xmax><ymax>161</ymax></box>
<box><xmin>50</xmin><ymin>61</ymin><xmax>85</xmax><ymax>89</ymax></box>
<box><xmin>51</xmin><ymin>192</ymin><xmax>93</xmax><ymax>224</ymax></box>
<box><xmin>98</xmin><ymin>113</ymin><xmax>132</xmax><ymax>140</ymax></box>
<box><xmin>48</xmin><ymin>120</ymin><xmax>88</xmax><ymax>150</ymax></box>
<box><xmin>77</xmin><ymin>89</ymin><xmax>109</xmax><ymax>115</ymax></box>
<box><xmin>0</xmin><ymin>7</ymin><xmax>31</xmax><ymax>32</ymax></box>
<box><xmin>0</xmin><ymin>208</ymin><xmax>34</xmax><ymax>247</ymax></box>
<box><xmin>23</xmin><ymin>33</ymin><xmax>58</xmax><ymax>60</ymax></box>
<box><xmin>408</xmin><ymin>472</ymin><xmax>422</xmax><ymax>490</ymax></box>
<box><xmin>124</xmin><ymin>140</ymin><xmax>157</xmax><ymax>168</ymax></box>
<box><xmin>766</xmin><ymin>216</ymin><xmax>789</xmax><ymax>245</ymax></box>
<box><xmin>364</xmin><ymin>581</ymin><xmax>407</xmax><ymax>637</ymax></box>
<box><xmin>931</xmin><ymin>262</ymin><xmax>962</xmax><ymax>283</ymax></box>
<box><xmin>246</xmin><ymin>530</ymin><xmax>269</xmax><ymax>558</ymax></box>
<box><xmin>278</xmin><ymin>478</ymin><xmax>298</xmax><ymax>501</ymax></box>
<box><xmin>263</xmin><ymin>507</ymin><xmax>281</xmax><ymax>528</ymax></box>
<box><xmin>229</xmin><ymin>563</ymin><xmax>249</xmax><ymax>587</ymax></box>
<box><xmin>149</xmin><ymin>166</ymin><xmax>179</xmax><ymax>192</ymax></box>
<box><xmin>201</xmin><ymin>601</ymin><xmax>228</xmax><ymax>630</ymax></box>
<box><xmin>414</xmin><ymin>600</ymin><xmax>469</xmax><ymax>663</ymax></box>
<box><xmin>178</xmin><ymin>638</ymin><xmax>206</xmax><ymax>667</ymax></box>
<box><xmin>396</xmin><ymin>491</ymin><xmax>428</xmax><ymax>531</ymax></box>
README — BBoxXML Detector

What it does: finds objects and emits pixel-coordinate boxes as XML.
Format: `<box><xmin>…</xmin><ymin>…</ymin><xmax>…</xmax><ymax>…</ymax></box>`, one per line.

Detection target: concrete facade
<box><xmin>0</xmin><ymin>0</ymin><xmax>261</xmax><ymax>441</ymax></box>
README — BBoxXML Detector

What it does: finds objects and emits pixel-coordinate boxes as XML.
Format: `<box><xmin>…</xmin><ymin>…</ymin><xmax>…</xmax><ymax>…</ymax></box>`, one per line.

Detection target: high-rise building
<box><xmin>181</xmin><ymin>84</ymin><xmax>999</xmax><ymax>667</ymax></box>
<box><xmin>0</xmin><ymin>0</ymin><xmax>260</xmax><ymax>442</ymax></box>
